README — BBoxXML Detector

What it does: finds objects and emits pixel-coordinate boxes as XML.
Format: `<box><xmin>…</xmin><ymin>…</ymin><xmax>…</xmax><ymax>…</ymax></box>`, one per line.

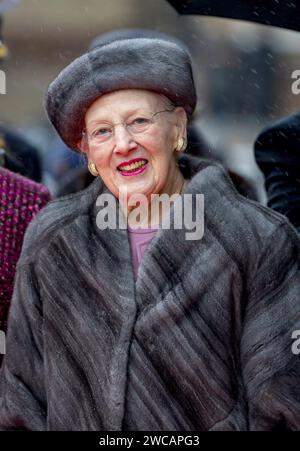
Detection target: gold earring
<box><xmin>176</xmin><ymin>137</ymin><xmax>186</xmax><ymax>152</ymax></box>
<box><xmin>88</xmin><ymin>160</ymin><xmax>99</xmax><ymax>176</ymax></box>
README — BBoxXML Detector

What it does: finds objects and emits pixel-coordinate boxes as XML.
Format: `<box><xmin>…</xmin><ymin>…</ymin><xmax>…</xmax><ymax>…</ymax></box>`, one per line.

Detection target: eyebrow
<box><xmin>86</xmin><ymin>108</ymin><xmax>151</xmax><ymax>128</ymax></box>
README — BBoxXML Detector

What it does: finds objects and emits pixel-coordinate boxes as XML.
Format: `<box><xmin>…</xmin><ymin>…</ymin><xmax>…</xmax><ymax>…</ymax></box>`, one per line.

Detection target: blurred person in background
<box><xmin>0</xmin><ymin>124</ymin><xmax>43</xmax><ymax>182</ymax></box>
<box><xmin>43</xmin><ymin>134</ymin><xmax>85</xmax><ymax>195</ymax></box>
<box><xmin>0</xmin><ymin>30</ymin><xmax>299</xmax><ymax>431</ymax></box>
<box><xmin>0</xmin><ymin>0</ymin><xmax>42</xmax><ymax>183</ymax></box>
<box><xmin>0</xmin><ymin>14</ymin><xmax>8</xmax><ymax>60</ymax></box>
<box><xmin>0</xmin><ymin>0</ymin><xmax>51</xmax><ymax>367</ymax></box>
<box><xmin>0</xmin><ymin>0</ymin><xmax>18</xmax><ymax>60</ymax></box>
<box><xmin>255</xmin><ymin>111</ymin><xmax>300</xmax><ymax>235</ymax></box>
<box><xmin>0</xmin><ymin>153</ymin><xmax>51</xmax><ymax>367</ymax></box>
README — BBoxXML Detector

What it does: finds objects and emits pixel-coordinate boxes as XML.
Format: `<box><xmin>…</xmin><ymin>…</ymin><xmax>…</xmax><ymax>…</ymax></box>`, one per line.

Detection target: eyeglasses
<box><xmin>82</xmin><ymin>109</ymin><xmax>174</xmax><ymax>146</ymax></box>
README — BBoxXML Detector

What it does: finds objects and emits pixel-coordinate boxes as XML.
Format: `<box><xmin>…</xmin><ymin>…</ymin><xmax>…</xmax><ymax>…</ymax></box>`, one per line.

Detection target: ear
<box><xmin>76</xmin><ymin>137</ymin><xmax>89</xmax><ymax>155</ymax></box>
<box><xmin>174</xmin><ymin>107</ymin><xmax>187</xmax><ymax>142</ymax></box>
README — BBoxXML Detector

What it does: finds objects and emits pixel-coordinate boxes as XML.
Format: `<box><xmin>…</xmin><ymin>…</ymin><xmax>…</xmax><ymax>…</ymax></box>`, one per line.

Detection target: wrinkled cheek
<box><xmin>92</xmin><ymin>150</ymin><xmax>110</xmax><ymax>169</ymax></box>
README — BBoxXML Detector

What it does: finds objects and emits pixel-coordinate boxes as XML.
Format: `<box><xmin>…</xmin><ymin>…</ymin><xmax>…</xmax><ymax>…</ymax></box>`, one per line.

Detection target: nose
<box><xmin>113</xmin><ymin>124</ymin><xmax>137</xmax><ymax>155</ymax></box>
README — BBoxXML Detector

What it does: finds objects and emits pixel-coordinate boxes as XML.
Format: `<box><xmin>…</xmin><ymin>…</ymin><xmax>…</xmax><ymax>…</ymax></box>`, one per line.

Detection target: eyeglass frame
<box><xmin>81</xmin><ymin>108</ymin><xmax>176</xmax><ymax>146</ymax></box>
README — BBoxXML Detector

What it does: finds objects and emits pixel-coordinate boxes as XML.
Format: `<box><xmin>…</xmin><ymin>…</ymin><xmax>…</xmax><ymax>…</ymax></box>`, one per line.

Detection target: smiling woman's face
<box><xmin>79</xmin><ymin>89</ymin><xmax>187</xmax><ymax>200</ymax></box>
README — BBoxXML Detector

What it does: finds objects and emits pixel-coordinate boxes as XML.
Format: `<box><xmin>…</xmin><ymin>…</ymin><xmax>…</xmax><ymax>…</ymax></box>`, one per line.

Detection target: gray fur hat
<box><xmin>45</xmin><ymin>34</ymin><xmax>197</xmax><ymax>151</ymax></box>
<box><xmin>88</xmin><ymin>28</ymin><xmax>191</xmax><ymax>54</ymax></box>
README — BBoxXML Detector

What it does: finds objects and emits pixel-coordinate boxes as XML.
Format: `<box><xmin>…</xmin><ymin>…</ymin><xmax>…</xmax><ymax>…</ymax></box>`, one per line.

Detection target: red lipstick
<box><xmin>117</xmin><ymin>158</ymin><xmax>148</xmax><ymax>169</ymax></box>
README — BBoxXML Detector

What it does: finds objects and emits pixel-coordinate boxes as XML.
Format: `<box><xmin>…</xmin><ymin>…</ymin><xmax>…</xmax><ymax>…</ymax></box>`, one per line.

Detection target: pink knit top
<box><xmin>127</xmin><ymin>226</ymin><xmax>158</xmax><ymax>279</ymax></box>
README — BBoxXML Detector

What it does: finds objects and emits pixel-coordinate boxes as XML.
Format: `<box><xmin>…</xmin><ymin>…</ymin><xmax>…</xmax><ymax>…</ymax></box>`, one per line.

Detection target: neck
<box><xmin>126</xmin><ymin>166</ymin><xmax>186</xmax><ymax>228</ymax></box>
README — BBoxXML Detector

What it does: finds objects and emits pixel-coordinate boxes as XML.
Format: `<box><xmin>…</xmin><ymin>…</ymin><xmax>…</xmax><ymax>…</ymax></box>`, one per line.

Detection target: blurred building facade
<box><xmin>1</xmin><ymin>0</ymin><xmax>300</xmax><ymax>199</ymax></box>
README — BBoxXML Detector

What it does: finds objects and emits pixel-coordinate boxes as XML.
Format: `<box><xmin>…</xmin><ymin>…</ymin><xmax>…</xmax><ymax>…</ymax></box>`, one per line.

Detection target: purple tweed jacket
<box><xmin>0</xmin><ymin>156</ymin><xmax>299</xmax><ymax>431</ymax></box>
<box><xmin>0</xmin><ymin>167</ymin><xmax>51</xmax><ymax>332</ymax></box>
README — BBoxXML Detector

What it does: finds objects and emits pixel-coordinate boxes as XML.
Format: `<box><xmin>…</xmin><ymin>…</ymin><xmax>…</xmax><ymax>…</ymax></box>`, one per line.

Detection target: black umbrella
<box><xmin>167</xmin><ymin>0</ymin><xmax>300</xmax><ymax>32</ymax></box>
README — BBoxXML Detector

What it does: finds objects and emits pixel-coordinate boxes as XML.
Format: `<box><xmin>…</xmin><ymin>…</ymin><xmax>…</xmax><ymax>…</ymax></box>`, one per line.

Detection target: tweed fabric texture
<box><xmin>45</xmin><ymin>38</ymin><xmax>197</xmax><ymax>151</ymax></box>
<box><xmin>0</xmin><ymin>155</ymin><xmax>300</xmax><ymax>430</ymax></box>
<box><xmin>0</xmin><ymin>167</ymin><xmax>51</xmax><ymax>332</ymax></box>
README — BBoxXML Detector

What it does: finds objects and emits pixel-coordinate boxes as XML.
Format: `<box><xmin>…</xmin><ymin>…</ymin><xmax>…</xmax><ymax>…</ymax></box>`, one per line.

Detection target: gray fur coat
<box><xmin>0</xmin><ymin>155</ymin><xmax>300</xmax><ymax>431</ymax></box>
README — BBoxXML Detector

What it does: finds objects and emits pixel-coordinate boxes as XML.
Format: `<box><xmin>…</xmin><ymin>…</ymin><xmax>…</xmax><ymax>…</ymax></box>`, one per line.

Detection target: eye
<box><xmin>92</xmin><ymin>126</ymin><xmax>112</xmax><ymax>139</ymax></box>
<box><xmin>129</xmin><ymin>117</ymin><xmax>152</xmax><ymax>133</ymax></box>
<box><xmin>132</xmin><ymin>117</ymin><xmax>150</xmax><ymax>125</ymax></box>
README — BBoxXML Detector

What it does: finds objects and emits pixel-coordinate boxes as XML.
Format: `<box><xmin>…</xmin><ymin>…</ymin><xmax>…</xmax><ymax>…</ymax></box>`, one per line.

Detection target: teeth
<box><xmin>119</xmin><ymin>160</ymin><xmax>147</xmax><ymax>171</ymax></box>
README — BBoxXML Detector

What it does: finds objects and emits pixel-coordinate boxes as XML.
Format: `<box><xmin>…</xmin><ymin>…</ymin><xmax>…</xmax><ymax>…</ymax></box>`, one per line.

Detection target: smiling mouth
<box><xmin>117</xmin><ymin>159</ymin><xmax>148</xmax><ymax>174</ymax></box>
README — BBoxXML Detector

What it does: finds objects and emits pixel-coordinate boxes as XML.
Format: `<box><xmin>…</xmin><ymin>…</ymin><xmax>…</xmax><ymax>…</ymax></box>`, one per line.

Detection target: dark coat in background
<box><xmin>255</xmin><ymin>112</ymin><xmax>300</xmax><ymax>234</ymax></box>
<box><xmin>0</xmin><ymin>155</ymin><xmax>299</xmax><ymax>431</ymax></box>
<box><xmin>0</xmin><ymin>124</ymin><xmax>42</xmax><ymax>183</ymax></box>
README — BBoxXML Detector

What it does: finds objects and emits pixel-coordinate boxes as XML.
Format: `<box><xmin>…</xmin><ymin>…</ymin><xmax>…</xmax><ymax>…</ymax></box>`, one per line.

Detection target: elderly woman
<box><xmin>0</xmin><ymin>32</ymin><xmax>300</xmax><ymax>432</ymax></box>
